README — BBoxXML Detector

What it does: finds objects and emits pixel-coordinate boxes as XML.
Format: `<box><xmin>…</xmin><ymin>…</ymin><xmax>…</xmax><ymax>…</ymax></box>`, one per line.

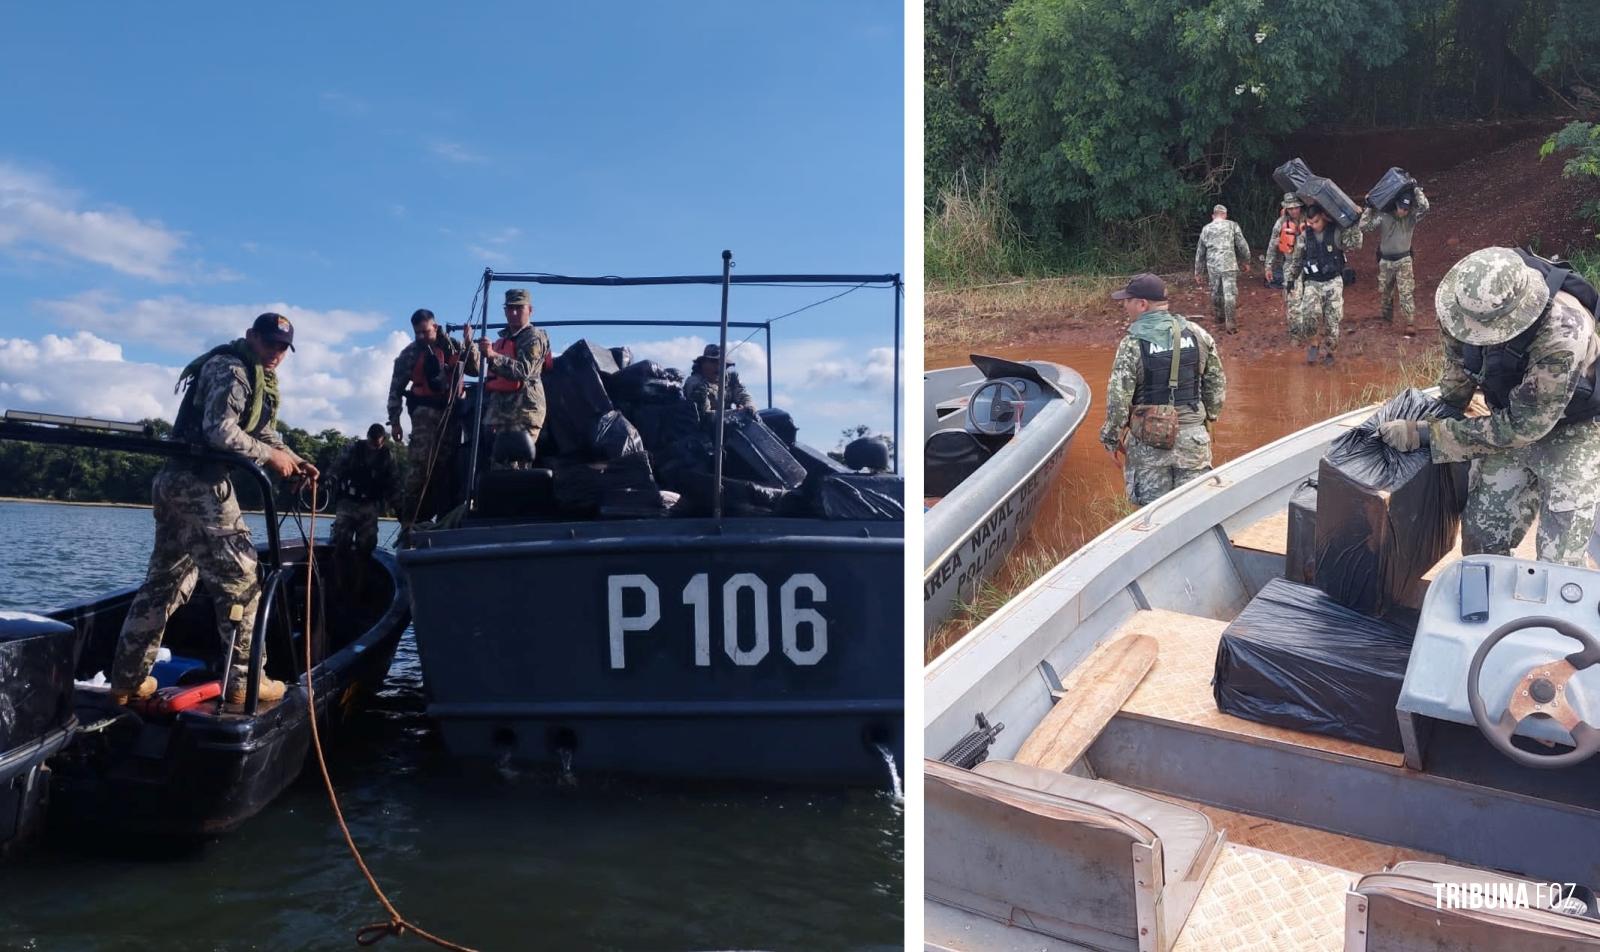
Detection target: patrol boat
<box><xmin>923</xmin><ymin>356</ymin><xmax>1089</xmax><ymax>641</ymax></box>
<box><xmin>0</xmin><ymin>412</ymin><xmax>410</xmax><ymax>836</ymax></box>
<box><xmin>926</xmin><ymin>400</ymin><xmax>1600</xmax><ymax>951</ymax></box>
<box><xmin>0</xmin><ymin>610</ymin><xmax>79</xmax><ymax>855</ymax></box>
<box><xmin>398</xmin><ymin>256</ymin><xmax>905</xmax><ymax>784</ymax></box>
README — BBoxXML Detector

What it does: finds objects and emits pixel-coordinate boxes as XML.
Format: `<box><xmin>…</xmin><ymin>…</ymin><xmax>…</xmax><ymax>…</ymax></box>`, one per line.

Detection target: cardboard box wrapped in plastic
<box><xmin>1313</xmin><ymin>389</ymin><xmax>1468</xmax><ymax>617</ymax></box>
<box><xmin>1214</xmin><ymin>578</ymin><xmax>1415</xmax><ymax>751</ymax></box>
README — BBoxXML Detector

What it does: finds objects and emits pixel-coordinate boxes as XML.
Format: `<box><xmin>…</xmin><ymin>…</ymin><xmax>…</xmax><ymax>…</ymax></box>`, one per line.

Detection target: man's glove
<box><xmin>1377</xmin><ymin>419</ymin><xmax>1429</xmax><ymax>453</ymax></box>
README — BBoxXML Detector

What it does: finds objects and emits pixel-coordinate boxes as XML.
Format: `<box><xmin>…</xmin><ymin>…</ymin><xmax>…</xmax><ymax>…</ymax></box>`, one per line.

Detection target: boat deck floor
<box><xmin>1158</xmin><ymin>793</ymin><xmax>1442</xmax><ymax>871</ymax></box>
<box><xmin>1169</xmin><ymin>843</ymin><xmax>1352</xmax><ymax>952</ymax></box>
<box><xmin>1112</xmin><ymin>608</ymin><xmax>1406</xmax><ymax>767</ymax></box>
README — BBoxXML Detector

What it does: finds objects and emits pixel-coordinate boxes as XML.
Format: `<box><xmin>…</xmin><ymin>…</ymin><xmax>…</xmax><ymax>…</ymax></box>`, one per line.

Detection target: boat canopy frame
<box><xmin>449</xmin><ymin>257</ymin><xmax>903</xmax><ymax>517</ymax></box>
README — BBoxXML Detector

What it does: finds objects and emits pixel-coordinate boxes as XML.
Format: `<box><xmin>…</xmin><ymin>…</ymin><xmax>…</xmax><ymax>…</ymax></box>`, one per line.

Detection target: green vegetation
<box><xmin>927</xmin><ymin>0</ymin><xmax>1600</xmax><ymax>284</ymax></box>
<box><xmin>1543</xmin><ymin>121</ymin><xmax>1600</xmax><ymax>233</ymax></box>
<box><xmin>0</xmin><ymin>420</ymin><xmax>384</xmax><ymax>512</ymax></box>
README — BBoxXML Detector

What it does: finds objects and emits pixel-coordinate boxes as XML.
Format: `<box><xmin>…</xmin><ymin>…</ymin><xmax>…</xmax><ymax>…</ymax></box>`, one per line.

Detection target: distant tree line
<box><xmin>927</xmin><ymin>0</ymin><xmax>1600</xmax><ymax>278</ymax></box>
<box><xmin>0</xmin><ymin>419</ymin><xmax>381</xmax><ymax>512</ymax></box>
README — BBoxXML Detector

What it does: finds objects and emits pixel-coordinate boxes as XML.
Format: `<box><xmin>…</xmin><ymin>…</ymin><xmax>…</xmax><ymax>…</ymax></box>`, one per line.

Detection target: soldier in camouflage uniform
<box><xmin>1194</xmin><ymin>204</ymin><xmax>1251</xmax><ymax>333</ymax></box>
<box><xmin>1264</xmin><ymin>193</ymin><xmax>1304</xmax><ymax>289</ymax></box>
<box><xmin>110</xmin><ymin>313</ymin><xmax>316</xmax><ymax>706</ymax></box>
<box><xmin>463</xmin><ymin>287</ymin><xmax>550</xmax><ymax>466</ymax></box>
<box><xmin>387</xmin><ymin>308</ymin><xmax>462</xmax><ymax>523</ymax></box>
<box><xmin>1358</xmin><ymin>185</ymin><xmax>1429</xmax><ymax>336</ymax></box>
<box><xmin>1285</xmin><ymin>207</ymin><xmax>1364</xmax><ymax>365</ymax></box>
<box><xmin>1099</xmin><ymin>274</ymin><xmax>1227</xmax><ymax>506</ymax></box>
<box><xmin>1377</xmin><ymin>247</ymin><xmax>1600</xmax><ymax>566</ymax></box>
<box><xmin>683</xmin><ymin>344</ymin><xmax>756</xmax><ymax>417</ymax></box>
<box><xmin>330</xmin><ymin>424</ymin><xmax>397</xmax><ymax>558</ymax></box>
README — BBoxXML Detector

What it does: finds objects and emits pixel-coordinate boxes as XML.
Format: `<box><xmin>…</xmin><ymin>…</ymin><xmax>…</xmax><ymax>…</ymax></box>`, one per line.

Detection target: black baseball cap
<box><xmin>1110</xmin><ymin>273</ymin><xmax>1167</xmax><ymax>302</ymax></box>
<box><xmin>251</xmin><ymin>312</ymin><xmax>295</xmax><ymax>351</ymax></box>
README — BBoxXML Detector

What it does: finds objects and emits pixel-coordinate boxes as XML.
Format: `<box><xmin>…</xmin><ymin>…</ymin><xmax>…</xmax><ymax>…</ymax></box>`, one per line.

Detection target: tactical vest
<box><xmin>1461</xmin><ymin>257</ymin><xmax>1600</xmax><ymax>424</ymax></box>
<box><xmin>340</xmin><ymin>444</ymin><xmax>392</xmax><ymax>501</ymax></box>
<box><xmin>1301</xmin><ymin>227</ymin><xmax>1345</xmax><ymax>281</ymax></box>
<box><xmin>409</xmin><ymin>342</ymin><xmax>455</xmax><ymax>406</ymax></box>
<box><xmin>1134</xmin><ymin>329</ymin><xmax>1202</xmax><ymax>408</ymax></box>
<box><xmin>172</xmin><ymin>353</ymin><xmax>275</xmax><ymax>444</ymax></box>
<box><xmin>484</xmin><ymin>336</ymin><xmax>522</xmax><ymax>392</ymax></box>
<box><xmin>1277</xmin><ymin>218</ymin><xmax>1300</xmax><ymax>256</ymax></box>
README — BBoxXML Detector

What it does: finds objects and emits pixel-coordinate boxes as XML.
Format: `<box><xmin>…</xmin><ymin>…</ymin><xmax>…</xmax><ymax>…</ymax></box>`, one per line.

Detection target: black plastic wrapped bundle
<box><xmin>1273</xmin><ymin>157</ymin><xmax>1312</xmax><ymax>195</ymax></box>
<box><xmin>543</xmin><ymin>346</ymin><xmax>616</xmax><ymax>455</ymax></box>
<box><xmin>812</xmin><ymin>473</ymin><xmax>904</xmax><ymax>520</ymax></box>
<box><xmin>1298</xmin><ymin>176</ymin><xmax>1361</xmax><ymax>229</ymax></box>
<box><xmin>721</xmin><ymin>409</ymin><xmax>807</xmax><ymax>490</ymax></box>
<box><xmin>591</xmin><ymin>410</ymin><xmax>646</xmax><ymax>461</ymax></box>
<box><xmin>1367</xmin><ymin>167</ymin><xmax>1415</xmax><ymax>212</ymax></box>
<box><xmin>1214</xmin><ymin>578</ymin><xmax>1415</xmax><ymax>751</ymax></box>
<box><xmin>607</xmin><ymin>359</ymin><xmax>683</xmax><ymax>404</ymax></box>
<box><xmin>1285</xmin><ymin>478</ymin><xmax>1318</xmax><ymax>584</ymax></box>
<box><xmin>1313</xmin><ymin>388</ymin><xmax>1468</xmax><ymax>616</ymax></box>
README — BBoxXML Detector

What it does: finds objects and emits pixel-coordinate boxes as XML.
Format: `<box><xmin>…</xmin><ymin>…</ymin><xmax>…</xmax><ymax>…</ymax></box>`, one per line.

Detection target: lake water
<box><xmin>0</xmin><ymin>501</ymin><xmax>903</xmax><ymax>951</ymax></box>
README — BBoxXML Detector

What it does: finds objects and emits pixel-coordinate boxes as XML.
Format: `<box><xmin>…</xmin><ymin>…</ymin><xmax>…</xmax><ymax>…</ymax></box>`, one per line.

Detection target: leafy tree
<box><xmin>986</xmin><ymin>0</ymin><xmax>1408</xmax><ymax>244</ymax></box>
<box><xmin>925</xmin><ymin>0</ymin><xmax>1010</xmax><ymax>202</ymax></box>
<box><xmin>1542</xmin><ymin>121</ymin><xmax>1600</xmax><ymax>233</ymax></box>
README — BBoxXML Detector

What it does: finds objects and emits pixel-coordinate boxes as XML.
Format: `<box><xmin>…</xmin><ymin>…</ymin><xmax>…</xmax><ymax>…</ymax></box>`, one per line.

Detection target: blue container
<box><xmin>152</xmin><ymin>654</ymin><xmax>208</xmax><ymax>688</ymax></box>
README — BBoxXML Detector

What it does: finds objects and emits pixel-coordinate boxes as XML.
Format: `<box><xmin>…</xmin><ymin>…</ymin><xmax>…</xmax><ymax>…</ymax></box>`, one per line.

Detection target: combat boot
<box><xmin>110</xmin><ymin>676</ymin><xmax>158</xmax><ymax>706</ymax></box>
<box><xmin>226</xmin><ymin>676</ymin><xmax>288</xmax><ymax>707</ymax></box>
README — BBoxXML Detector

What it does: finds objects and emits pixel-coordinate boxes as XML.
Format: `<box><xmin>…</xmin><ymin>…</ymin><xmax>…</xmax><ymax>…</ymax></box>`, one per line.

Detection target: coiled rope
<box><xmin>303</xmin><ymin>479</ymin><xmax>479</xmax><ymax>950</ymax></box>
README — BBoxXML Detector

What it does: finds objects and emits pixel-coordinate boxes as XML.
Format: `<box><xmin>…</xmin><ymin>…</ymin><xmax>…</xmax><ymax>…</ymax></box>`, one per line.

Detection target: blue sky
<box><xmin>0</xmin><ymin>2</ymin><xmax>903</xmax><ymax>450</ymax></box>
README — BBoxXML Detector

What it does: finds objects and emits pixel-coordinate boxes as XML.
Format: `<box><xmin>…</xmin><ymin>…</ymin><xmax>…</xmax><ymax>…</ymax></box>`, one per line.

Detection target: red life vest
<box><xmin>485</xmin><ymin>336</ymin><xmax>522</xmax><ymax>392</ymax></box>
<box><xmin>409</xmin><ymin>342</ymin><xmax>458</xmax><ymax>399</ymax></box>
<box><xmin>1277</xmin><ymin>218</ymin><xmax>1301</xmax><ymax>256</ymax></box>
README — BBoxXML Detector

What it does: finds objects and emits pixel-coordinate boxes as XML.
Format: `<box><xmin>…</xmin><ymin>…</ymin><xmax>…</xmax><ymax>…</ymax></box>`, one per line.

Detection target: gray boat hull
<box><xmin>401</xmin><ymin>517</ymin><xmax>903</xmax><ymax>784</ymax></box>
<box><xmin>923</xmin><ymin>361</ymin><xmax>1089</xmax><ymax>639</ymax></box>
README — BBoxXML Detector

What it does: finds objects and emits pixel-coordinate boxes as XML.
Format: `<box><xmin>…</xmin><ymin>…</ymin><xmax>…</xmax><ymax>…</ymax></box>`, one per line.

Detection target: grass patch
<box><xmin>925</xmin><ymin>273</ymin><xmax>1130</xmax><ymax>350</ymax></box>
<box><xmin>925</xmin><ymin>170</ymin><xmax>1041</xmax><ymax>285</ymax></box>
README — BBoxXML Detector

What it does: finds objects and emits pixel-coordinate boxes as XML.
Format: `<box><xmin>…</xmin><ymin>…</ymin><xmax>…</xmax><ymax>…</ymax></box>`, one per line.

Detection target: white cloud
<box><xmin>430</xmin><ymin>140</ymin><xmax>487</xmax><ymax>165</ymax></box>
<box><xmin>18</xmin><ymin>294</ymin><xmax>411</xmax><ymax>434</ymax></box>
<box><xmin>0</xmin><ymin>331</ymin><xmax>178</xmax><ymax>422</ymax></box>
<box><xmin>466</xmin><ymin>227</ymin><xmax>523</xmax><ymax>266</ymax></box>
<box><xmin>0</xmin><ymin>161</ymin><xmax>190</xmax><ymax>281</ymax></box>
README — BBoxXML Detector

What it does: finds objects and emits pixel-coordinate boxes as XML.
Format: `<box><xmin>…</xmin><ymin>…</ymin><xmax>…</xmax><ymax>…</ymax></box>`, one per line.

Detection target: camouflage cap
<box><xmin>1435</xmin><ymin>247</ymin><xmax>1549</xmax><ymax>346</ymax></box>
<box><xmin>1281</xmin><ymin>193</ymin><xmax>1303</xmax><ymax>209</ymax></box>
<box><xmin>1212</xmin><ymin>204</ymin><xmax>1227</xmax><ymax>214</ymax></box>
<box><xmin>504</xmin><ymin>288</ymin><xmax>530</xmax><ymax>306</ymax></box>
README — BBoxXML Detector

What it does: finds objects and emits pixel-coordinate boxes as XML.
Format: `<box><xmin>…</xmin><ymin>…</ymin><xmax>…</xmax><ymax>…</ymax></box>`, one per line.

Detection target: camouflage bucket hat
<box><xmin>1281</xmin><ymin>193</ymin><xmax>1303</xmax><ymax>209</ymax></box>
<box><xmin>1434</xmin><ymin>247</ymin><xmax>1550</xmax><ymax>346</ymax></box>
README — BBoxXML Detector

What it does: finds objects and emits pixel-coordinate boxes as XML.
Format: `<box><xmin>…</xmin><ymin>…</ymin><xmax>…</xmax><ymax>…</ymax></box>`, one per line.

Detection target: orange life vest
<box><xmin>485</xmin><ymin>336</ymin><xmax>522</xmax><ymax>392</ymax></box>
<box><xmin>409</xmin><ymin>342</ymin><xmax>458</xmax><ymax>400</ymax></box>
<box><xmin>1277</xmin><ymin>218</ymin><xmax>1301</xmax><ymax>256</ymax></box>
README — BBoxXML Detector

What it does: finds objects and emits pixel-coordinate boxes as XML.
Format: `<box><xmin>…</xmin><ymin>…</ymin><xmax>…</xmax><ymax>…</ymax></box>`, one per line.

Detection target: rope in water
<box><xmin>303</xmin><ymin>479</ymin><xmax>479</xmax><ymax>951</ymax></box>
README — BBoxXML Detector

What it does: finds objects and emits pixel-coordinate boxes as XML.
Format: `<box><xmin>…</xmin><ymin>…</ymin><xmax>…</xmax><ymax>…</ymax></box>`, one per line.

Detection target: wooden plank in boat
<box><xmin>1114</xmin><ymin>609</ymin><xmax>1406</xmax><ymax>767</ymax></box>
<box><xmin>1170</xmin><ymin>844</ymin><xmax>1353</xmax><ymax>952</ymax></box>
<box><xmin>1228</xmin><ymin>510</ymin><xmax>1288</xmax><ymax>556</ymax></box>
<box><xmin>1013</xmin><ymin>634</ymin><xmax>1157</xmax><ymax>772</ymax></box>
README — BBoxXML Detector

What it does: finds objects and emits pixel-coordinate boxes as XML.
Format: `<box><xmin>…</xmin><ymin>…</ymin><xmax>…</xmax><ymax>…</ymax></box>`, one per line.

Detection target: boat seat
<box><xmin>927</xmin><ymin>758</ymin><xmax>1223</xmax><ymax>952</ymax></box>
<box><xmin>925</xmin><ymin>427</ymin><xmax>991</xmax><ymax>498</ymax></box>
<box><xmin>1351</xmin><ymin>861</ymin><xmax>1600</xmax><ymax>950</ymax></box>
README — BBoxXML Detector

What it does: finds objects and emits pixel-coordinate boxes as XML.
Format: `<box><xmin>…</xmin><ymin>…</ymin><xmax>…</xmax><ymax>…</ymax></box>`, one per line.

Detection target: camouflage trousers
<box><xmin>1461</xmin><ymin>419</ymin><xmax>1600</xmax><ymax>567</ymax></box>
<box><xmin>331</xmin><ymin>497</ymin><xmax>381</xmax><ymax>555</ymax></box>
<box><xmin>111</xmin><ymin>467</ymin><xmax>262</xmax><ymax>691</ymax></box>
<box><xmin>1376</xmin><ymin>256</ymin><xmax>1415</xmax><ymax>327</ymax></box>
<box><xmin>1289</xmin><ymin>279</ymin><xmax>1344</xmax><ymax>355</ymax></box>
<box><xmin>402</xmin><ymin>404</ymin><xmax>456</xmax><ymax>523</ymax></box>
<box><xmin>1123</xmin><ymin>423</ymin><xmax>1213</xmax><ymax>506</ymax></box>
<box><xmin>1207</xmin><ymin>272</ymin><xmax>1239</xmax><ymax>331</ymax></box>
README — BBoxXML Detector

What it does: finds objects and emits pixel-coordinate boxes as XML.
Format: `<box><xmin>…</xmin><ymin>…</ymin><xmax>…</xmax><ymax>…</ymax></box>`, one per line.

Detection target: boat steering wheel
<box><xmin>968</xmin><ymin>379</ymin><xmax>1025</xmax><ymax>437</ymax></box>
<box><xmin>1467</xmin><ymin>615</ymin><xmax>1600</xmax><ymax>769</ymax></box>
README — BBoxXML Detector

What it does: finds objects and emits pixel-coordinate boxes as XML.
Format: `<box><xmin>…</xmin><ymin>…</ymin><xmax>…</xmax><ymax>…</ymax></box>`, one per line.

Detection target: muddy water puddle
<box><xmin>925</xmin><ymin>337</ymin><xmax>1430</xmax><ymax>629</ymax></box>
